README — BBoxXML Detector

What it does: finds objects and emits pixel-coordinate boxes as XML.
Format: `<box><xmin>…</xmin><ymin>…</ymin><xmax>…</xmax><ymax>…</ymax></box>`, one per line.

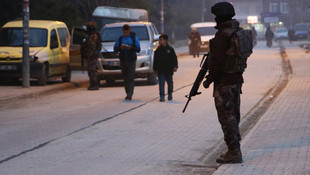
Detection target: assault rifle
<box><xmin>182</xmin><ymin>53</ymin><xmax>210</xmax><ymax>113</ymax></box>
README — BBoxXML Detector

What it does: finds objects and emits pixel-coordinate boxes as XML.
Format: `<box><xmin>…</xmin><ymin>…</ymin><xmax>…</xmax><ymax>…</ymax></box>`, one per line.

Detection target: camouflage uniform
<box><xmin>81</xmin><ymin>22</ymin><xmax>102</xmax><ymax>90</ymax></box>
<box><xmin>204</xmin><ymin>2</ymin><xmax>244</xmax><ymax>163</ymax></box>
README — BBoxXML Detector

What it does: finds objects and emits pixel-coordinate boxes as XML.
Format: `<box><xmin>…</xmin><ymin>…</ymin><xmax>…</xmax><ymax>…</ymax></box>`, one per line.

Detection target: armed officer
<box><xmin>203</xmin><ymin>2</ymin><xmax>244</xmax><ymax>164</ymax></box>
<box><xmin>81</xmin><ymin>21</ymin><xmax>102</xmax><ymax>90</ymax></box>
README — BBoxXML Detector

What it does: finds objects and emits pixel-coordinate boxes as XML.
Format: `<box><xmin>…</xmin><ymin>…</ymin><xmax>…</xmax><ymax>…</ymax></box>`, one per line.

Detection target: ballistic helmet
<box><xmin>86</xmin><ymin>21</ymin><xmax>97</xmax><ymax>30</ymax></box>
<box><xmin>211</xmin><ymin>2</ymin><xmax>235</xmax><ymax>17</ymax></box>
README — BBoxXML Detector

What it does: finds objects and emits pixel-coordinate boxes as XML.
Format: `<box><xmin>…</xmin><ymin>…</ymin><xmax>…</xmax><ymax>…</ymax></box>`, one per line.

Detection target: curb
<box><xmin>0</xmin><ymin>80</ymin><xmax>89</xmax><ymax>105</ymax></box>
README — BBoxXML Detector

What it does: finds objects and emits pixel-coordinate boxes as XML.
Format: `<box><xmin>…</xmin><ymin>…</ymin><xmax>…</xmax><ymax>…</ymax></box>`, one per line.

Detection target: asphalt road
<box><xmin>0</xmin><ymin>41</ymin><xmax>286</xmax><ymax>174</ymax></box>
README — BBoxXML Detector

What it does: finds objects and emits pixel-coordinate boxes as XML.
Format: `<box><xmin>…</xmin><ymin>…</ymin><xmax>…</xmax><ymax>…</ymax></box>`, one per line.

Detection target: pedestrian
<box><xmin>81</xmin><ymin>21</ymin><xmax>102</xmax><ymax>90</ymax></box>
<box><xmin>265</xmin><ymin>26</ymin><xmax>274</xmax><ymax>48</ymax></box>
<box><xmin>251</xmin><ymin>26</ymin><xmax>257</xmax><ymax>47</ymax></box>
<box><xmin>288</xmin><ymin>28</ymin><xmax>295</xmax><ymax>44</ymax></box>
<box><xmin>114</xmin><ymin>24</ymin><xmax>141</xmax><ymax>100</ymax></box>
<box><xmin>189</xmin><ymin>27</ymin><xmax>201</xmax><ymax>58</ymax></box>
<box><xmin>153</xmin><ymin>34</ymin><xmax>178</xmax><ymax>102</ymax></box>
<box><xmin>203</xmin><ymin>2</ymin><xmax>246</xmax><ymax>164</ymax></box>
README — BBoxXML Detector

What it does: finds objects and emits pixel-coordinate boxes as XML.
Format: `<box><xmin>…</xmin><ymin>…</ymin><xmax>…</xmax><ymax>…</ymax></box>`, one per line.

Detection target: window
<box><xmin>196</xmin><ymin>27</ymin><xmax>217</xmax><ymax>36</ymax></box>
<box><xmin>270</xmin><ymin>2</ymin><xmax>279</xmax><ymax>13</ymax></box>
<box><xmin>57</xmin><ymin>28</ymin><xmax>69</xmax><ymax>47</ymax></box>
<box><xmin>101</xmin><ymin>26</ymin><xmax>149</xmax><ymax>42</ymax></box>
<box><xmin>50</xmin><ymin>29</ymin><xmax>59</xmax><ymax>49</ymax></box>
<box><xmin>280</xmin><ymin>2</ymin><xmax>289</xmax><ymax>13</ymax></box>
<box><xmin>0</xmin><ymin>28</ymin><xmax>47</xmax><ymax>47</ymax></box>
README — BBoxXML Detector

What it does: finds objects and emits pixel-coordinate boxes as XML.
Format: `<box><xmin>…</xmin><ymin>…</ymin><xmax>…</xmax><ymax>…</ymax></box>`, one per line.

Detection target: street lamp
<box><xmin>23</xmin><ymin>0</ymin><xmax>30</xmax><ymax>88</ymax></box>
<box><xmin>161</xmin><ymin>0</ymin><xmax>164</xmax><ymax>33</ymax></box>
<box><xmin>202</xmin><ymin>0</ymin><xmax>206</xmax><ymax>22</ymax></box>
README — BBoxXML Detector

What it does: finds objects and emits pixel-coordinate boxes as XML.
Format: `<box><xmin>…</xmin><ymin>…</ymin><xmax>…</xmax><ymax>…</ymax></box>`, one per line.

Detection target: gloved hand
<box><xmin>203</xmin><ymin>79</ymin><xmax>212</xmax><ymax>89</ymax></box>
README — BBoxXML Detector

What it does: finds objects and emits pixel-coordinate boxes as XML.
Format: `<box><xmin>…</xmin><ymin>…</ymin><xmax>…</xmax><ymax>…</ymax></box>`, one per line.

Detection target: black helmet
<box><xmin>211</xmin><ymin>2</ymin><xmax>235</xmax><ymax>17</ymax></box>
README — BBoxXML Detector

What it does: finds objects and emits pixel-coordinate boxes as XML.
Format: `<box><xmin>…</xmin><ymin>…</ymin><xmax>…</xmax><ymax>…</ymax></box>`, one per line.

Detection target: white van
<box><xmin>190</xmin><ymin>22</ymin><xmax>216</xmax><ymax>52</ymax></box>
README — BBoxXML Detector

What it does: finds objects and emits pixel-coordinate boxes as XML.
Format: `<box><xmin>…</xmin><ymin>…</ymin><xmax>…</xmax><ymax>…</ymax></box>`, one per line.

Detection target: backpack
<box><xmin>226</xmin><ymin>27</ymin><xmax>253</xmax><ymax>73</ymax></box>
<box><xmin>119</xmin><ymin>31</ymin><xmax>136</xmax><ymax>48</ymax></box>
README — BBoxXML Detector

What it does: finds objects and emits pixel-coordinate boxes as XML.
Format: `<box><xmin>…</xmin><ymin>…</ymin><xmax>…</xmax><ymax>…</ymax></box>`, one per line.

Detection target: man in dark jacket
<box><xmin>81</xmin><ymin>21</ymin><xmax>102</xmax><ymax>90</ymax></box>
<box><xmin>114</xmin><ymin>24</ymin><xmax>140</xmax><ymax>100</ymax></box>
<box><xmin>153</xmin><ymin>34</ymin><xmax>178</xmax><ymax>102</ymax></box>
<box><xmin>265</xmin><ymin>26</ymin><xmax>274</xmax><ymax>48</ymax></box>
<box><xmin>203</xmin><ymin>2</ymin><xmax>243</xmax><ymax>164</ymax></box>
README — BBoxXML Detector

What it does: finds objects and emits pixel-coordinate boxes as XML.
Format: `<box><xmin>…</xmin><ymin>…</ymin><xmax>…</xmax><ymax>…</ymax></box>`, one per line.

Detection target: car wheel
<box><xmin>62</xmin><ymin>66</ymin><xmax>71</xmax><ymax>82</ymax></box>
<box><xmin>38</xmin><ymin>64</ymin><xmax>48</xmax><ymax>86</ymax></box>
<box><xmin>147</xmin><ymin>73</ymin><xmax>157</xmax><ymax>85</ymax></box>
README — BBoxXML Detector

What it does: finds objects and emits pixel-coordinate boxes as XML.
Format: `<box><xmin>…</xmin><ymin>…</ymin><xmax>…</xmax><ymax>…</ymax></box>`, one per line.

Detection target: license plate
<box><xmin>0</xmin><ymin>65</ymin><xmax>17</xmax><ymax>70</ymax></box>
<box><xmin>108</xmin><ymin>61</ymin><xmax>120</xmax><ymax>66</ymax></box>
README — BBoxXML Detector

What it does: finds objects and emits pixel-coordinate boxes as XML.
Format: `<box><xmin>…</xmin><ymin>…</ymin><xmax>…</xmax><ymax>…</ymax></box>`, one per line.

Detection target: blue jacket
<box><xmin>114</xmin><ymin>32</ymin><xmax>140</xmax><ymax>62</ymax></box>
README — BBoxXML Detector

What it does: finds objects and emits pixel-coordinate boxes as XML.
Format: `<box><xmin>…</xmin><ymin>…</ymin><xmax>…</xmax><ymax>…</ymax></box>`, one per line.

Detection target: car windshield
<box><xmin>196</xmin><ymin>27</ymin><xmax>216</xmax><ymax>36</ymax></box>
<box><xmin>0</xmin><ymin>28</ymin><xmax>47</xmax><ymax>47</ymax></box>
<box><xmin>275</xmin><ymin>29</ymin><xmax>287</xmax><ymax>33</ymax></box>
<box><xmin>101</xmin><ymin>26</ymin><xmax>149</xmax><ymax>42</ymax></box>
<box><xmin>295</xmin><ymin>25</ymin><xmax>308</xmax><ymax>31</ymax></box>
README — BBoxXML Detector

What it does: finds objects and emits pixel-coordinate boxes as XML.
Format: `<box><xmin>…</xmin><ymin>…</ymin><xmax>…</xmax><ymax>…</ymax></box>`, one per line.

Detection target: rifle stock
<box><xmin>182</xmin><ymin>53</ymin><xmax>209</xmax><ymax>113</ymax></box>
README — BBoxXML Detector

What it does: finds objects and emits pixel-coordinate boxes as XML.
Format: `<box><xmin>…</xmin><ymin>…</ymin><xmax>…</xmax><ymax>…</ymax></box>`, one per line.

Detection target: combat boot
<box><xmin>216</xmin><ymin>149</ymin><xmax>242</xmax><ymax>164</ymax></box>
<box><xmin>159</xmin><ymin>95</ymin><xmax>165</xmax><ymax>102</ymax></box>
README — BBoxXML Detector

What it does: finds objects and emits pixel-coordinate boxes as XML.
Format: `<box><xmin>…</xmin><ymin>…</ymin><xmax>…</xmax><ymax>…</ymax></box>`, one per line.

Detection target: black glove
<box><xmin>203</xmin><ymin>78</ymin><xmax>212</xmax><ymax>89</ymax></box>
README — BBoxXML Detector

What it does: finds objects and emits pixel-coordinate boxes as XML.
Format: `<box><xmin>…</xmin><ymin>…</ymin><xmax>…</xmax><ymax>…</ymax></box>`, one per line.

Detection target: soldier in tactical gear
<box><xmin>81</xmin><ymin>21</ymin><xmax>102</xmax><ymax>90</ymax></box>
<box><xmin>203</xmin><ymin>2</ymin><xmax>243</xmax><ymax>164</ymax></box>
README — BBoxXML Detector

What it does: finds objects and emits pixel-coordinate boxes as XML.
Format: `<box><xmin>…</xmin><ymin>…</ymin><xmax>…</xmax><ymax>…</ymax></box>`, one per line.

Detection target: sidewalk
<box><xmin>212</xmin><ymin>41</ymin><xmax>310</xmax><ymax>175</ymax></box>
<box><xmin>0</xmin><ymin>71</ymin><xmax>89</xmax><ymax>104</ymax></box>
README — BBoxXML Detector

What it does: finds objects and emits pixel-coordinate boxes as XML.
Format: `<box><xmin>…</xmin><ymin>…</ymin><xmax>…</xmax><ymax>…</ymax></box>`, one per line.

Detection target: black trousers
<box><xmin>120</xmin><ymin>60</ymin><xmax>136</xmax><ymax>97</ymax></box>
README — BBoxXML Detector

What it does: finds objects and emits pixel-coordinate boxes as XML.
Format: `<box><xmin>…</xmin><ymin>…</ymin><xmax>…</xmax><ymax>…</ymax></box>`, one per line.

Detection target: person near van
<box><xmin>114</xmin><ymin>24</ymin><xmax>141</xmax><ymax>100</ymax></box>
<box><xmin>203</xmin><ymin>2</ymin><xmax>244</xmax><ymax>164</ymax></box>
<box><xmin>189</xmin><ymin>27</ymin><xmax>201</xmax><ymax>58</ymax></box>
<box><xmin>153</xmin><ymin>34</ymin><xmax>178</xmax><ymax>102</ymax></box>
<box><xmin>288</xmin><ymin>28</ymin><xmax>295</xmax><ymax>44</ymax></box>
<box><xmin>265</xmin><ymin>26</ymin><xmax>274</xmax><ymax>48</ymax></box>
<box><xmin>81</xmin><ymin>21</ymin><xmax>102</xmax><ymax>90</ymax></box>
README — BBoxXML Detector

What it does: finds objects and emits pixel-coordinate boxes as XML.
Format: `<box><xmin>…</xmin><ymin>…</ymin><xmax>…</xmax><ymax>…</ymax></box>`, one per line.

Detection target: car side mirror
<box><xmin>153</xmin><ymin>34</ymin><xmax>160</xmax><ymax>41</ymax></box>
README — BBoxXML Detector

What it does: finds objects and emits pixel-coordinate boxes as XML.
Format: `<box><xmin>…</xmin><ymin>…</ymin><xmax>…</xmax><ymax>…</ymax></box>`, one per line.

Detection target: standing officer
<box><xmin>81</xmin><ymin>21</ymin><xmax>102</xmax><ymax>90</ymax></box>
<box><xmin>114</xmin><ymin>24</ymin><xmax>140</xmax><ymax>100</ymax></box>
<box><xmin>203</xmin><ymin>2</ymin><xmax>243</xmax><ymax>163</ymax></box>
<box><xmin>189</xmin><ymin>27</ymin><xmax>201</xmax><ymax>58</ymax></box>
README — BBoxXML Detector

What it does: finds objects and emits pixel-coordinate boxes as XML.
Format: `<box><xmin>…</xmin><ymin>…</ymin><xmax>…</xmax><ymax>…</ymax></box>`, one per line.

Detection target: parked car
<box><xmin>97</xmin><ymin>21</ymin><xmax>160</xmax><ymax>85</ymax></box>
<box><xmin>190</xmin><ymin>22</ymin><xmax>216</xmax><ymax>52</ymax></box>
<box><xmin>274</xmin><ymin>28</ymin><xmax>288</xmax><ymax>41</ymax></box>
<box><xmin>294</xmin><ymin>23</ymin><xmax>310</xmax><ymax>40</ymax></box>
<box><xmin>0</xmin><ymin>20</ymin><xmax>71</xmax><ymax>85</ymax></box>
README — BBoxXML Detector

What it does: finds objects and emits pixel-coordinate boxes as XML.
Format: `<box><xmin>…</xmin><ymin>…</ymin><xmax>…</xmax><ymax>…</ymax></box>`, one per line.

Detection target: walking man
<box><xmin>114</xmin><ymin>24</ymin><xmax>141</xmax><ymax>100</ymax></box>
<box><xmin>153</xmin><ymin>34</ymin><xmax>178</xmax><ymax>102</ymax></box>
<box><xmin>203</xmin><ymin>2</ymin><xmax>246</xmax><ymax>164</ymax></box>
<box><xmin>81</xmin><ymin>21</ymin><xmax>102</xmax><ymax>90</ymax></box>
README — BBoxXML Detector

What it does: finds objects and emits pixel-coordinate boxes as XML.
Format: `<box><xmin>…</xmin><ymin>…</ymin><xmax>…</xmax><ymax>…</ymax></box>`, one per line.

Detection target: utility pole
<box><xmin>161</xmin><ymin>0</ymin><xmax>164</xmax><ymax>33</ymax></box>
<box><xmin>201</xmin><ymin>0</ymin><xmax>206</xmax><ymax>22</ymax></box>
<box><xmin>22</xmin><ymin>0</ymin><xmax>30</xmax><ymax>87</ymax></box>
